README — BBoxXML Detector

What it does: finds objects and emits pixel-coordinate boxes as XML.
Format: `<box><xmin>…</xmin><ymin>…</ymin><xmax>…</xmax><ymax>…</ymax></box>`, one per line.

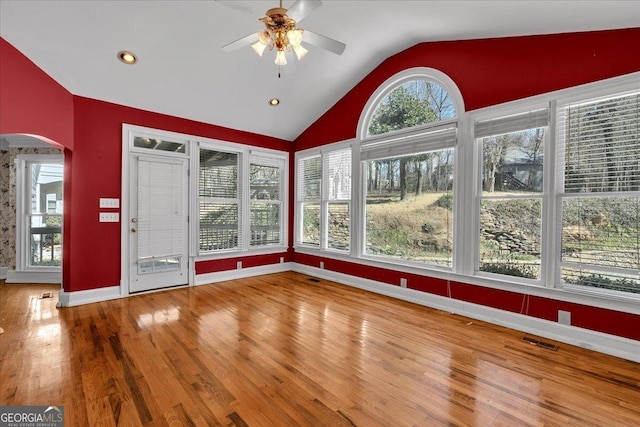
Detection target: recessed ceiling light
<box><xmin>118</xmin><ymin>51</ymin><xmax>137</xmax><ymax>64</ymax></box>
<box><xmin>269</xmin><ymin>98</ymin><xmax>280</xmax><ymax>106</ymax></box>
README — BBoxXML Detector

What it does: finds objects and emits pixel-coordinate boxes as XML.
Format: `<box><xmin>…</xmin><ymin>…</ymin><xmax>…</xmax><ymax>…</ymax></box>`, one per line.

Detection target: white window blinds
<box><xmin>137</xmin><ymin>158</ymin><xmax>185</xmax><ymax>259</ymax></box>
<box><xmin>475</xmin><ymin>108</ymin><xmax>549</xmax><ymax>138</ymax></box>
<box><xmin>324</xmin><ymin>148</ymin><xmax>352</xmax><ymax>200</ymax></box>
<box><xmin>557</xmin><ymin>91</ymin><xmax>639</xmax><ymax>294</ymax></box>
<box><xmin>299</xmin><ymin>155</ymin><xmax>322</xmax><ymax>201</ymax></box>
<box><xmin>558</xmin><ymin>93</ymin><xmax>639</xmax><ymax>194</ymax></box>
<box><xmin>361</xmin><ymin>122</ymin><xmax>457</xmax><ymax>161</ymax></box>
<box><xmin>198</xmin><ymin>149</ymin><xmax>241</xmax><ymax>251</ymax></box>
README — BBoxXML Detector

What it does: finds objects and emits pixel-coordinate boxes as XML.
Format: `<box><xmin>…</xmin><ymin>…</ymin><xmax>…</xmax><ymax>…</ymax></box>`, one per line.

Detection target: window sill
<box><xmin>196</xmin><ymin>246</ymin><xmax>288</xmax><ymax>262</ymax></box>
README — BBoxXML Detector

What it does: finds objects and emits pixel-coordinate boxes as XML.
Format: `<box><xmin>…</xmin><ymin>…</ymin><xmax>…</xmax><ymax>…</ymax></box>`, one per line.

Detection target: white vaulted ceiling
<box><xmin>1</xmin><ymin>1</ymin><xmax>639</xmax><ymax>141</ymax></box>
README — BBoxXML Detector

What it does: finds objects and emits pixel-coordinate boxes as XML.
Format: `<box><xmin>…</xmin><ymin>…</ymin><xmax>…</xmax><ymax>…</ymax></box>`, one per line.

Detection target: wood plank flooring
<box><xmin>1</xmin><ymin>272</ymin><xmax>639</xmax><ymax>426</ymax></box>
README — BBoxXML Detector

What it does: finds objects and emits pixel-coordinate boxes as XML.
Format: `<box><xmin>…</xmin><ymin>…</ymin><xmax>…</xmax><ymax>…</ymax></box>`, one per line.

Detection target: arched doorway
<box><xmin>1</xmin><ymin>134</ymin><xmax>63</xmax><ymax>283</ymax></box>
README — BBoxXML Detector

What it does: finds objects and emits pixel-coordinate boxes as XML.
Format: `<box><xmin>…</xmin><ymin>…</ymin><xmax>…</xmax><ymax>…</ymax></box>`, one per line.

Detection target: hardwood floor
<box><xmin>1</xmin><ymin>272</ymin><xmax>639</xmax><ymax>426</ymax></box>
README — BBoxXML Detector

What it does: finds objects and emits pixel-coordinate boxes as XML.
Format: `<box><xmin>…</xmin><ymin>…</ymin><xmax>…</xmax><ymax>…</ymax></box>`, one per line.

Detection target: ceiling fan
<box><xmin>219</xmin><ymin>0</ymin><xmax>346</xmax><ymax>76</ymax></box>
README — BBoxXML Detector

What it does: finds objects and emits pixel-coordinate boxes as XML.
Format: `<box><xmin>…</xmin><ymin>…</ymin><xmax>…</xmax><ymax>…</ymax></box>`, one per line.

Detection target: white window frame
<box><xmin>121</xmin><ymin>124</ymin><xmax>288</xmax><ymax>279</ymax></box>
<box><xmin>198</xmin><ymin>144</ymin><xmax>243</xmax><ymax>253</ymax></box>
<box><xmin>472</xmin><ymin>105</ymin><xmax>551</xmax><ymax>286</ymax></box>
<box><xmin>15</xmin><ymin>154</ymin><xmax>64</xmax><ymax>273</ymax></box>
<box><xmin>197</xmin><ymin>140</ymin><xmax>288</xmax><ymax>259</ymax></box>
<box><xmin>357</xmin><ymin>68</ymin><xmax>463</xmax><ymax>271</ymax></box>
<box><xmin>295</xmin><ymin>69</ymin><xmax>640</xmax><ymax>309</ymax></box>
<box><xmin>554</xmin><ymin>86</ymin><xmax>640</xmax><ymax>299</ymax></box>
<box><xmin>295</xmin><ymin>140</ymin><xmax>354</xmax><ymax>253</ymax></box>
<box><xmin>248</xmin><ymin>152</ymin><xmax>287</xmax><ymax>249</ymax></box>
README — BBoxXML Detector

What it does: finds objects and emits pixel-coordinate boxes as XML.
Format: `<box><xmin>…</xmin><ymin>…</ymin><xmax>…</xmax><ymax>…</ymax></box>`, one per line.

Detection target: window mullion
<box><xmin>544</xmin><ymin>100</ymin><xmax>558</xmax><ymax>288</ymax></box>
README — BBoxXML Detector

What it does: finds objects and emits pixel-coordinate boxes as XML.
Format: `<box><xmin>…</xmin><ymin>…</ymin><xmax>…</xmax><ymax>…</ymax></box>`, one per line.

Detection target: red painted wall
<box><xmin>0</xmin><ymin>38</ymin><xmax>74</xmax><ymax>149</ymax></box>
<box><xmin>68</xmin><ymin>97</ymin><xmax>291</xmax><ymax>291</ymax></box>
<box><xmin>293</xmin><ymin>28</ymin><xmax>640</xmax><ymax>341</ymax></box>
<box><xmin>296</xmin><ymin>28</ymin><xmax>640</xmax><ymax>150</ymax></box>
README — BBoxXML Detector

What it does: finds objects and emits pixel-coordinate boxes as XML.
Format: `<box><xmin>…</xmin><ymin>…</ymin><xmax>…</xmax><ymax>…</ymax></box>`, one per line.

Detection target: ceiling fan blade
<box><xmin>287</xmin><ymin>0</ymin><xmax>322</xmax><ymax>23</ymax></box>
<box><xmin>222</xmin><ymin>32</ymin><xmax>258</xmax><ymax>53</ymax></box>
<box><xmin>214</xmin><ymin>0</ymin><xmax>257</xmax><ymax>15</ymax></box>
<box><xmin>303</xmin><ymin>30</ymin><xmax>346</xmax><ymax>55</ymax></box>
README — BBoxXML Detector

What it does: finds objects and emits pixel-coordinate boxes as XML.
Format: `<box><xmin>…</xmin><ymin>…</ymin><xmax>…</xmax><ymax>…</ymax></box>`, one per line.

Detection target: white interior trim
<box><xmin>58</xmin><ymin>285</ymin><xmax>121</xmax><ymax>307</ymax></box>
<box><xmin>194</xmin><ymin>262</ymin><xmax>291</xmax><ymax>286</ymax></box>
<box><xmin>6</xmin><ymin>269</ymin><xmax>61</xmax><ymax>284</ymax></box>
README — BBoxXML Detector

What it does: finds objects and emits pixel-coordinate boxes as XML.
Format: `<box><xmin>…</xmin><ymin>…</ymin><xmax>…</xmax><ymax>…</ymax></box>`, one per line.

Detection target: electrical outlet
<box><xmin>400</xmin><ymin>278</ymin><xmax>407</xmax><ymax>288</ymax></box>
<box><xmin>280</xmin><ymin>257</ymin><xmax>284</xmax><ymax>263</ymax></box>
<box><xmin>558</xmin><ymin>310</ymin><xmax>571</xmax><ymax>325</ymax></box>
<box><xmin>99</xmin><ymin>212</ymin><xmax>119</xmax><ymax>222</ymax></box>
<box><xmin>320</xmin><ymin>261</ymin><xmax>324</xmax><ymax>269</ymax></box>
<box><xmin>237</xmin><ymin>261</ymin><xmax>242</xmax><ymax>269</ymax></box>
<box><xmin>99</xmin><ymin>198</ymin><xmax>120</xmax><ymax>208</ymax></box>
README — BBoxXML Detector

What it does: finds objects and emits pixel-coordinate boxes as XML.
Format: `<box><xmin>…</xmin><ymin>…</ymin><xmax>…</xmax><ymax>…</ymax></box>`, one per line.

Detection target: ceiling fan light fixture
<box><xmin>252</xmin><ymin>41</ymin><xmax>268</xmax><ymax>56</ymax></box>
<box><xmin>287</xmin><ymin>29</ymin><xmax>303</xmax><ymax>47</ymax></box>
<box><xmin>258</xmin><ymin>30</ymin><xmax>272</xmax><ymax>45</ymax></box>
<box><xmin>293</xmin><ymin>44</ymin><xmax>308</xmax><ymax>60</ymax></box>
<box><xmin>274</xmin><ymin>50</ymin><xmax>287</xmax><ymax>65</ymax></box>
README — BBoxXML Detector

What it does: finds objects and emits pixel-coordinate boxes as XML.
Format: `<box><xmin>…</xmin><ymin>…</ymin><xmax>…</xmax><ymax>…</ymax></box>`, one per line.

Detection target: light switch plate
<box><xmin>99</xmin><ymin>212</ymin><xmax>119</xmax><ymax>222</ymax></box>
<box><xmin>99</xmin><ymin>198</ymin><xmax>120</xmax><ymax>208</ymax></box>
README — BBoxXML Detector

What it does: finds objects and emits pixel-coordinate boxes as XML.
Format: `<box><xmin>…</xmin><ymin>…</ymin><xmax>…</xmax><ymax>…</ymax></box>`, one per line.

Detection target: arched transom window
<box><xmin>367</xmin><ymin>79</ymin><xmax>457</xmax><ymax>137</ymax></box>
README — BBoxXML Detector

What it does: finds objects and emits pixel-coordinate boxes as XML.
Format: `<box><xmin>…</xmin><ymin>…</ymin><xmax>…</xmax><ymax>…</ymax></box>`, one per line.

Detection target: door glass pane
<box><xmin>138</xmin><ymin>256</ymin><xmax>181</xmax><ymax>274</ymax></box>
<box><xmin>28</xmin><ymin>163</ymin><xmax>63</xmax><ymax>267</ymax></box>
<box><xmin>134</xmin><ymin>137</ymin><xmax>186</xmax><ymax>153</ymax></box>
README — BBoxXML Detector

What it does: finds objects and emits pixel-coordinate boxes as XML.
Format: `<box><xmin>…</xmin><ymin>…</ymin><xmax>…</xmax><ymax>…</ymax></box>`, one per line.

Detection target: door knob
<box><xmin>131</xmin><ymin>227</ymin><xmax>137</xmax><ymax>233</ymax></box>
<box><xmin>131</xmin><ymin>217</ymin><xmax>137</xmax><ymax>223</ymax></box>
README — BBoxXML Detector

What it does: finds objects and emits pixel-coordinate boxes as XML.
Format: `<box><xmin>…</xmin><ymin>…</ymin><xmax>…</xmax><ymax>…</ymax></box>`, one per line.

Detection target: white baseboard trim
<box><xmin>195</xmin><ymin>262</ymin><xmax>292</xmax><ymax>286</ymax></box>
<box><xmin>0</xmin><ymin>266</ymin><xmax>8</xmax><ymax>279</ymax></box>
<box><xmin>6</xmin><ymin>269</ymin><xmax>61</xmax><ymax>284</ymax></box>
<box><xmin>58</xmin><ymin>285</ymin><xmax>121</xmax><ymax>307</ymax></box>
<box><xmin>293</xmin><ymin>264</ymin><xmax>640</xmax><ymax>363</ymax></box>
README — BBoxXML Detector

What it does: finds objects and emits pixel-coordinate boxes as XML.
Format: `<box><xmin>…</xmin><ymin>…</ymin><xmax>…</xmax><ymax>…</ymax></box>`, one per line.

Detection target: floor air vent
<box><xmin>307</xmin><ymin>277</ymin><xmax>321</xmax><ymax>283</ymax></box>
<box><xmin>40</xmin><ymin>292</ymin><xmax>54</xmax><ymax>299</ymax></box>
<box><xmin>522</xmin><ymin>336</ymin><xmax>558</xmax><ymax>351</ymax></box>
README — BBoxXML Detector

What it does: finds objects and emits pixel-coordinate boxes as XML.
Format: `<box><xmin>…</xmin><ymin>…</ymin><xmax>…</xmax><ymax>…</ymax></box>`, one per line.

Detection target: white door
<box><xmin>129</xmin><ymin>154</ymin><xmax>188</xmax><ymax>293</ymax></box>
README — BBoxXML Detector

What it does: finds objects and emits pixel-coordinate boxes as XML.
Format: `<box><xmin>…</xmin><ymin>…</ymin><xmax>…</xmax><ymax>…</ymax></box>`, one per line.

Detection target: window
<box><xmin>367</xmin><ymin>79</ymin><xmax>456</xmax><ymax>136</ymax></box>
<box><xmin>199</xmin><ymin>149</ymin><xmax>241</xmax><ymax>251</ymax></box>
<box><xmin>15</xmin><ymin>155</ymin><xmax>64</xmax><ymax>270</ymax></box>
<box><xmin>362</xmin><ymin>140</ymin><xmax>456</xmax><ymax>267</ymax></box>
<box><xmin>361</xmin><ymin>75</ymin><xmax>458</xmax><ymax>268</ymax></box>
<box><xmin>294</xmin><ymin>69</ymin><xmax>638</xmax><ymax>301</ymax></box>
<box><xmin>325</xmin><ymin>148</ymin><xmax>352</xmax><ymax>251</ymax></box>
<box><xmin>557</xmin><ymin>92</ymin><xmax>639</xmax><ymax>294</ymax></box>
<box><xmin>475</xmin><ymin>109</ymin><xmax>549</xmax><ymax>280</ymax></box>
<box><xmin>250</xmin><ymin>156</ymin><xmax>285</xmax><ymax>247</ymax></box>
<box><xmin>298</xmin><ymin>155</ymin><xmax>322</xmax><ymax>246</ymax></box>
<box><xmin>198</xmin><ymin>146</ymin><xmax>287</xmax><ymax>255</ymax></box>
<box><xmin>296</xmin><ymin>147</ymin><xmax>352</xmax><ymax>251</ymax></box>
